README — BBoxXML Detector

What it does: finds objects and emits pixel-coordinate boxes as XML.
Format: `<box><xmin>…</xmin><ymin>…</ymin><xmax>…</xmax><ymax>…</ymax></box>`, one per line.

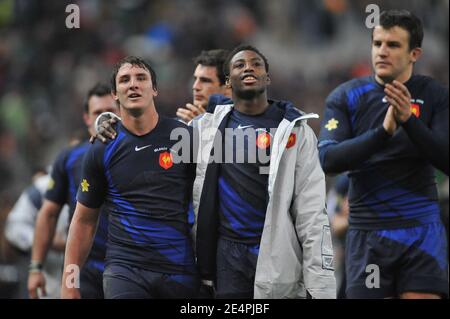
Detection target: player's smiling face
<box><xmin>372</xmin><ymin>26</ymin><xmax>422</xmax><ymax>84</ymax></box>
<box><xmin>113</xmin><ymin>63</ymin><xmax>157</xmax><ymax>111</ymax></box>
<box><xmin>228</xmin><ymin>50</ymin><xmax>270</xmax><ymax>99</ymax></box>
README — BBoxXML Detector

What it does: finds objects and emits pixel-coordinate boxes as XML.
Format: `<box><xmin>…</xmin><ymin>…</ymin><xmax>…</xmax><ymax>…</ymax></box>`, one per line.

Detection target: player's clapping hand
<box><xmin>176</xmin><ymin>103</ymin><xmax>206</xmax><ymax>124</ymax></box>
<box><xmin>384</xmin><ymin>80</ymin><xmax>412</xmax><ymax>124</ymax></box>
<box><xmin>383</xmin><ymin>105</ymin><xmax>398</xmax><ymax>136</ymax></box>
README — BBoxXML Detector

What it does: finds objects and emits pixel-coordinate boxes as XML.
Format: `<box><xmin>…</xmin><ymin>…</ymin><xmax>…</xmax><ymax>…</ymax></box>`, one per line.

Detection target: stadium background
<box><xmin>0</xmin><ymin>0</ymin><xmax>448</xmax><ymax>298</ymax></box>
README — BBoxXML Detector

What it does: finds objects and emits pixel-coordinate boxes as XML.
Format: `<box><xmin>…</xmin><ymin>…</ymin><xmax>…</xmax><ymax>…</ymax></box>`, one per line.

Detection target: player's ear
<box><xmin>225</xmin><ymin>77</ymin><xmax>231</xmax><ymax>88</ymax></box>
<box><xmin>410</xmin><ymin>47</ymin><xmax>422</xmax><ymax>63</ymax></box>
<box><xmin>82</xmin><ymin>112</ymin><xmax>90</xmax><ymax>126</ymax></box>
<box><xmin>111</xmin><ymin>91</ymin><xmax>119</xmax><ymax>103</ymax></box>
<box><xmin>266</xmin><ymin>74</ymin><xmax>271</xmax><ymax>85</ymax></box>
<box><xmin>151</xmin><ymin>81</ymin><xmax>158</xmax><ymax>96</ymax></box>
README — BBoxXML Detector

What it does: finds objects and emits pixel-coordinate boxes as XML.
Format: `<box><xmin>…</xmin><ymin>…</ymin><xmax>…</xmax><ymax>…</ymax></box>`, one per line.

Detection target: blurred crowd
<box><xmin>0</xmin><ymin>0</ymin><xmax>448</xmax><ymax>298</ymax></box>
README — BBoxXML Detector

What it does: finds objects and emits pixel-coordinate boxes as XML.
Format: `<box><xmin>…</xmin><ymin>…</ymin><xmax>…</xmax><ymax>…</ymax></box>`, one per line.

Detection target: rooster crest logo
<box><xmin>257</xmin><ymin>132</ymin><xmax>271</xmax><ymax>150</ymax></box>
<box><xmin>159</xmin><ymin>152</ymin><xmax>173</xmax><ymax>170</ymax></box>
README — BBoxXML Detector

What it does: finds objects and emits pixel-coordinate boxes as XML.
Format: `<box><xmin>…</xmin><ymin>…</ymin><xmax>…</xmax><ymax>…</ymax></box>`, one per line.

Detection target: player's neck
<box><xmin>122</xmin><ymin>105</ymin><xmax>159</xmax><ymax>136</ymax></box>
<box><xmin>375</xmin><ymin>67</ymin><xmax>414</xmax><ymax>85</ymax></box>
<box><xmin>223</xmin><ymin>87</ymin><xmax>232</xmax><ymax>99</ymax></box>
<box><xmin>233</xmin><ymin>93</ymin><xmax>269</xmax><ymax>115</ymax></box>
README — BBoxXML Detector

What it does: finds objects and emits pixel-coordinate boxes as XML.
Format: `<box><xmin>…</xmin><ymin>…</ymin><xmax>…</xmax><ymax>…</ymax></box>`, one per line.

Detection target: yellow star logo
<box><xmin>325</xmin><ymin>118</ymin><xmax>339</xmax><ymax>131</ymax></box>
<box><xmin>81</xmin><ymin>179</ymin><xmax>90</xmax><ymax>192</ymax></box>
<box><xmin>47</xmin><ymin>178</ymin><xmax>55</xmax><ymax>190</ymax></box>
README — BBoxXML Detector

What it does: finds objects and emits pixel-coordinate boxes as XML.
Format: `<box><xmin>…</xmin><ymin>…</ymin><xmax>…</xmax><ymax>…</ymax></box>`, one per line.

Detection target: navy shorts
<box><xmin>80</xmin><ymin>259</ymin><xmax>104</xmax><ymax>299</ymax></box>
<box><xmin>103</xmin><ymin>262</ymin><xmax>199</xmax><ymax>299</ymax></box>
<box><xmin>216</xmin><ymin>237</ymin><xmax>259</xmax><ymax>299</ymax></box>
<box><xmin>345</xmin><ymin>222</ymin><xmax>448</xmax><ymax>298</ymax></box>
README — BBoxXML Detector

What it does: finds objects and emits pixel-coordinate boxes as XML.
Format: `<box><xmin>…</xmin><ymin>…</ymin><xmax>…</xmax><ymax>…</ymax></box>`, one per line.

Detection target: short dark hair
<box><xmin>110</xmin><ymin>56</ymin><xmax>157</xmax><ymax>93</ymax></box>
<box><xmin>193</xmin><ymin>49</ymin><xmax>229</xmax><ymax>85</ymax></box>
<box><xmin>223</xmin><ymin>45</ymin><xmax>270</xmax><ymax>77</ymax></box>
<box><xmin>84</xmin><ymin>83</ymin><xmax>111</xmax><ymax>113</ymax></box>
<box><xmin>375</xmin><ymin>10</ymin><xmax>424</xmax><ymax>50</ymax></box>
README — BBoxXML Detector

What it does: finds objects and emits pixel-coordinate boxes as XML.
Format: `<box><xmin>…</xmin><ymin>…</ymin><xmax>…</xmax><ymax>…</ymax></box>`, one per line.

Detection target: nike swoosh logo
<box><xmin>135</xmin><ymin>145</ymin><xmax>152</xmax><ymax>152</ymax></box>
<box><xmin>237</xmin><ymin>124</ymin><xmax>254</xmax><ymax>129</ymax></box>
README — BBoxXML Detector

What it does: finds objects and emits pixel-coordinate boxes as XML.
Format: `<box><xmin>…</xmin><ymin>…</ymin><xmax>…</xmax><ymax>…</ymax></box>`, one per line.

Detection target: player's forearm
<box><xmin>319</xmin><ymin>127</ymin><xmax>391</xmax><ymax>174</ymax></box>
<box><xmin>63</xmin><ymin>211</ymin><xmax>98</xmax><ymax>271</ymax></box>
<box><xmin>402</xmin><ymin>115</ymin><xmax>449</xmax><ymax>175</ymax></box>
<box><xmin>61</xmin><ymin>212</ymin><xmax>96</xmax><ymax>298</ymax></box>
<box><xmin>51</xmin><ymin>232</ymin><xmax>66</xmax><ymax>252</ymax></box>
<box><xmin>31</xmin><ymin>209</ymin><xmax>59</xmax><ymax>264</ymax></box>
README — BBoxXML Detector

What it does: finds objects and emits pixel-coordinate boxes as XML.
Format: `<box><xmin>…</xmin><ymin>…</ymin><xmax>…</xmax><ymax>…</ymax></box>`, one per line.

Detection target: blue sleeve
<box><xmin>318</xmin><ymin>88</ymin><xmax>353</xmax><ymax>145</ymax></box>
<box><xmin>45</xmin><ymin>149</ymin><xmax>69</xmax><ymax>206</ymax></box>
<box><xmin>318</xmin><ymin>87</ymin><xmax>391</xmax><ymax>175</ymax></box>
<box><xmin>319</xmin><ymin>128</ymin><xmax>391</xmax><ymax>175</ymax></box>
<box><xmin>401</xmin><ymin>84</ymin><xmax>449</xmax><ymax>175</ymax></box>
<box><xmin>76</xmin><ymin>143</ymin><xmax>107</xmax><ymax>209</ymax></box>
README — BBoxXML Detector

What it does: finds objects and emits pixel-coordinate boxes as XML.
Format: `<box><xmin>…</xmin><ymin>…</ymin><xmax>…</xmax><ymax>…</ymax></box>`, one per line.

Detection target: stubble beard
<box><xmin>121</xmin><ymin>103</ymin><xmax>145</xmax><ymax>118</ymax></box>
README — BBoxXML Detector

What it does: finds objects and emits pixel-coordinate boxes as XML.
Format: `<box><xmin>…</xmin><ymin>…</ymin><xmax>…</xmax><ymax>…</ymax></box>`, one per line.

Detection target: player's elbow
<box><xmin>72</xmin><ymin>202</ymin><xmax>100</xmax><ymax>226</ymax></box>
<box><xmin>38</xmin><ymin>200</ymin><xmax>62</xmax><ymax>220</ymax></box>
<box><xmin>319</xmin><ymin>147</ymin><xmax>340</xmax><ymax>176</ymax></box>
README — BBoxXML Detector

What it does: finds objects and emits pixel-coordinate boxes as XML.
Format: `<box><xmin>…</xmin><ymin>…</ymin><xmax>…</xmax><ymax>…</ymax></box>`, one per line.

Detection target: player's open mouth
<box><xmin>242</xmin><ymin>75</ymin><xmax>257</xmax><ymax>84</ymax></box>
<box><xmin>128</xmin><ymin>93</ymin><xmax>142</xmax><ymax>100</ymax></box>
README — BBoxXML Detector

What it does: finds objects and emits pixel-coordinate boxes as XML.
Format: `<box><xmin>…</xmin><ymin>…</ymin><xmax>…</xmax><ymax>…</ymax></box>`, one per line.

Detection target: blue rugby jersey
<box><xmin>77</xmin><ymin>117</ymin><xmax>197</xmax><ymax>275</ymax></box>
<box><xmin>219</xmin><ymin>103</ymin><xmax>284</xmax><ymax>244</ymax></box>
<box><xmin>318</xmin><ymin>75</ymin><xmax>449</xmax><ymax>230</ymax></box>
<box><xmin>45</xmin><ymin>141</ymin><xmax>108</xmax><ymax>265</ymax></box>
